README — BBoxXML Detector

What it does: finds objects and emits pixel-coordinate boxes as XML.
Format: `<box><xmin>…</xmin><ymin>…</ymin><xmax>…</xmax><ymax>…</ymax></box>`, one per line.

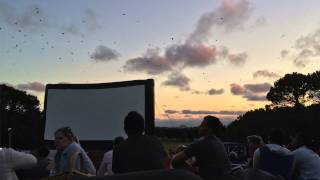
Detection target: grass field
<box><xmin>160</xmin><ymin>138</ymin><xmax>193</xmax><ymax>153</ymax></box>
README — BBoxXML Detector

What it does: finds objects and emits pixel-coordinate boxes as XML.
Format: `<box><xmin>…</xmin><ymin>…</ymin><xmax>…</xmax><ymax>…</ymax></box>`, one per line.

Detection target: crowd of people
<box><xmin>1</xmin><ymin>111</ymin><xmax>320</xmax><ymax>180</ymax></box>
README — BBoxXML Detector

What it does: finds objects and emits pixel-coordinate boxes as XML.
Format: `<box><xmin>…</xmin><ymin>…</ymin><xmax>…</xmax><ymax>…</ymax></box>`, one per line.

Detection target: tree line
<box><xmin>1</xmin><ymin>71</ymin><xmax>320</xmax><ymax>148</ymax></box>
<box><xmin>157</xmin><ymin>71</ymin><xmax>320</xmax><ymax>142</ymax></box>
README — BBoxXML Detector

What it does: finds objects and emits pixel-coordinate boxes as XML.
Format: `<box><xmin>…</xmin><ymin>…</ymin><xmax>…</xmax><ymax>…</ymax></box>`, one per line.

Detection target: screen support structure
<box><xmin>0</xmin><ymin>85</ymin><xmax>4</xmax><ymax>146</ymax></box>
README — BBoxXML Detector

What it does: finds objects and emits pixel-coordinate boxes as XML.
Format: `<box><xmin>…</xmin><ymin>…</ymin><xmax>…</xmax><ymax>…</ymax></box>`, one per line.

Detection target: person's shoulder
<box><xmin>0</xmin><ymin>147</ymin><xmax>14</xmax><ymax>157</ymax></box>
<box><xmin>2</xmin><ymin>148</ymin><xmax>28</xmax><ymax>156</ymax></box>
<box><xmin>105</xmin><ymin>150</ymin><xmax>113</xmax><ymax>157</ymax></box>
<box><xmin>64</xmin><ymin>143</ymin><xmax>83</xmax><ymax>154</ymax></box>
<box><xmin>0</xmin><ymin>147</ymin><xmax>10</xmax><ymax>152</ymax></box>
<box><xmin>0</xmin><ymin>147</ymin><xmax>15</xmax><ymax>152</ymax></box>
<box><xmin>70</xmin><ymin>142</ymin><xmax>82</xmax><ymax>149</ymax></box>
<box><xmin>293</xmin><ymin>146</ymin><xmax>306</xmax><ymax>154</ymax></box>
<box><xmin>187</xmin><ymin>137</ymin><xmax>206</xmax><ymax>149</ymax></box>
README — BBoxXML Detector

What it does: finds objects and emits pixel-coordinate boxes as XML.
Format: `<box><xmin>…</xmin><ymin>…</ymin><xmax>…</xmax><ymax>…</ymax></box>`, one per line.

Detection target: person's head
<box><xmin>268</xmin><ymin>129</ymin><xmax>284</xmax><ymax>145</ymax></box>
<box><xmin>247</xmin><ymin>135</ymin><xmax>264</xmax><ymax>149</ymax></box>
<box><xmin>54</xmin><ymin>126</ymin><xmax>77</xmax><ymax>151</ymax></box>
<box><xmin>247</xmin><ymin>135</ymin><xmax>264</xmax><ymax>156</ymax></box>
<box><xmin>198</xmin><ymin>115</ymin><xmax>223</xmax><ymax>137</ymax></box>
<box><xmin>113</xmin><ymin>136</ymin><xmax>124</xmax><ymax>148</ymax></box>
<box><xmin>124</xmin><ymin>111</ymin><xmax>145</xmax><ymax>135</ymax></box>
<box><xmin>291</xmin><ymin>132</ymin><xmax>319</xmax><ymax>152</ymax></box>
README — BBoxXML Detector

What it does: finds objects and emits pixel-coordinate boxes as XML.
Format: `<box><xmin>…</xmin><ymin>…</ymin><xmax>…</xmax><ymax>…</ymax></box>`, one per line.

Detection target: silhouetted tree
<box><xmin>226</xmin><ymin>104</ymin><xmax>320</xmax><ymax>144</ymax></box>
<box><xmin>309</xmin><ymin>71</ymin><xmax>320</xmax><ymax>103</ymax></box>
<box><xmin>0</xmin><ymin>84</ymin><xmax>43</xmax><ymax>149</ymax></box>
<box><xmin>267</xmin><ymin>72</ymin><xmax>311</xmax><ymax>107</ymax></box>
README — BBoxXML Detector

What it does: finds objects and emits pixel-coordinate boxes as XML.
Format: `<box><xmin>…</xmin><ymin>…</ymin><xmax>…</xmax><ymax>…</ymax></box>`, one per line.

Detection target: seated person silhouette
<box><xmin>112</xmin><ymin>111</ymin><xmax>166</xmax><ymax>174</ymax></box>
<box><xmin>0</xmin><ymin>147</ymin><xmax>37</xmax><ymax>180</ymax></box>
<box><xmin>253</xmin><ymin>129</ymin><xmax>294</xmax><ymax>180</ymax></box>
<box><xmin>171</xmin><ymin>115</ymin><xmax>231</xmax><ymax>180</ymax></box>
<box><xmin>291</xmin><ymin>132</ymin><xmax>320</xmax><ymax>180</ymax></box>
<box><xmin>16</xmin><ymin>145</ymin><xmax>51</xmax><ymax>180</ymax></box>
<box><xmin>97</xmin><ymin>136</ymin><xmax>124</xmax><ymax>176</ymax></box>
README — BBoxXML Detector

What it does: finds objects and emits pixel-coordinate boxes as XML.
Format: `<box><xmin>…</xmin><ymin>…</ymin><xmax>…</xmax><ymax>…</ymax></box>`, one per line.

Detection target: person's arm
<box><xmin>252</xmin><ymin>148</ymin><xmax>260</xmax><ymax>169</ymax></box>
<box><xmin>97</xmin><ymin>153</ymin><xmax>108</xmax><ymax>176</ymax></box>
<box><xmin>10</xmin><ymin>148</ymin><xmax>37</xmax><ymax>169</ymax></box>
<box><xmin>172</xmin><ymin>140</ymin><xmax>200</xmax><ymax>173</ymax></box>
<box><xmin>171</xmin><ymin>151</ymin><xmax>196</xmax><ymax>172</ymax></box>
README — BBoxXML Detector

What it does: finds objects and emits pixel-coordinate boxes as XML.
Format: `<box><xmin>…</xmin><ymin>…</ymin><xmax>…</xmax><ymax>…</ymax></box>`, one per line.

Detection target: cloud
<box><xmin>0</xmin><ymin>2</ymin><xmax>101</xmax><ymax>36</ymax></box>
<box><xmin>219</xmin><ymin>110</ymin><xmax>245</xmax><ymax>115</ymax></box>
<box><xmin>0</xmin><ymin>2</ymin><xmax>48</xmax><ymax>31</ymax></box>
<box><xmin>60</xmin><ymin>24</ymin><xmax>83</xmax><ymax>36</ymax></box>
<box><xmin>157</xmin><ymin>108</ymin><xmax>247</xmax><ymax>127</ymax></box>
<box><xmin>124</xmin><ymin>44</ymin><xmax>247</xmax><ymax>77</ymax></box>
<box><xmin>124</xmin><ymin>48</ymin><xmax>172</xmax><ymax>75</ymax></box>
<box><xmin>230</xmin><ymin>82</ymin><xmax>270</xmax><ymax>101</ymax></box>
<box><xmin>208</xmin><ymin>88</ymin><xmax>224</xmax><ymax>95</ymax></box>
<box><xmin>228</xmin><ymin>52</ymin><xmax>247</xmax><ymax>66</ymax></box>
<box><xmin>191</xmin><ymin>90</ymin><xmax>203</xmax><ymax>94</ymax></box>
<box><xmin>293</xmin><ymin>49</ymin><xmax>313</xmax><ymax>67</ymax></box>
<box><xmin>156</xmin><ymin>118</ymin><xmax>202</xmax><ymax>127</ymax></box>
<box><xmin>156</xmin><ymin>118</ymin><xmax>235</xmax><ymax>127</ymax></box>
<box><xmin>162</xmin><ymin>72</ymin><xmax>191</xmax><ymax>91</ymax></box>
<box><xmin>0</xmin><ymin>2</ymin><xmax>15</xmax><ymax>24</ymax></box>
<box><xmin>82</xmin><ymin>8</ymin><xmax>101</xmax><ymax>31</ymax></box>
<box><xmin>123</xmin><ymin>0</ymin><xmax>249</xmax><ymax>91</ymax></box>
<box><xmin>164</xmin><ymin>110</ymin><xmax>179</xmax><ymax>114</ymax></box>
<box><xmin>281</xmin><ymin>50</ymin><xmax>290</xmax><ymax>59</ymax></box>
<box><xmin>16</xmin><ymin>82</ymin><xmax>45</xmax><ymax>92</ymax></box>
<box><xmin>295</xmin><ymin>29</ymin><xmax>320</xmax><ymax>50</ymax></box>
<box><xmin>165</xmin><ymin>43</ymin><xmax>217</xmax><ymax>67</ymax></box>
<box><xmin>187</xmin><ymin>0</ymin><xmax>252</xmax><ymax>43</ymax></box>
<box><xmin>243</xmin><ymin>82</ymin><xmax>271</xmax><ymax>93</ymax></box>
<box><xmin>284</xmin><ymin>29</ymin><xmax>320</xmax><ymax>67</ymax></box>
<box><xmin>230</xmin><ymin>83</ymin><xmax>245</xmax><ymax>95</ymax></box>
<box><xmin>218</xmin><ymin>46</ymin><xmax>230</xmax><ymax>58</ymax></box>
<box><xmin>124</xmin><ymin>43</ymin><xmax>219</xmax><ymax>75</ymax></box>
<box><xmin>181</xmin><ymin>109</ymin><xmax>244</xmax><ymax>116</ymax></box>
<box><xmin>254</xmin><ymin>17</ymin><xmax>267</xmax><ymax>27</ymax></box>
<box><xmin>217</xmin><ymin>46</ymin><xmax>248</xmax><ymax>66</ymax></box>
<box><xmin>90</xmin><ymin>45</ymin><xmax>120</xmax><ymax>61</ymax></box>
<box><xmin>0</xmin><ymin>82</ymin><xmax>15</xmax><ymax>87</ymax></box>
<box><xmin>253</xmin><ymin>70</ymin><xmax>280</xmax><ymax>79</ymax></box>
<box><xmin>243</xmin><ymin>94</ymin><xmax>266</xmax><ymax>101</ymax></box>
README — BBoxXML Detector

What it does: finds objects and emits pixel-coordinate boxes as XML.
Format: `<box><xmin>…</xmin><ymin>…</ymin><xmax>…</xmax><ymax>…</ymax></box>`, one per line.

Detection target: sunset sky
<box><xmin>1</xmin><ymin>0</ymin><xmax>320</xmax><ymax>126</ymax></box>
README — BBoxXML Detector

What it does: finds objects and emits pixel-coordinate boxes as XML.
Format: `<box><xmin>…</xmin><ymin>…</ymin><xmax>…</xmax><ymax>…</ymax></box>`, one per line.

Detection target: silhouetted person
<box><xmin>253</xmin><ymin>129</ymin><xmax>294</xmax><ymax>180</ymax></box>
<box><xmin>247</xmin><ymin>135</ymin><xmax>264</xmax><ymax>168</ymax></box>
<box><xmin>112</xmin><ymin>111</ymin><xmax>166</xmax><ymax>173</ymax></box>
<box><xmin>97</xmin><ymin>136</ymin><xmax>124</xmax><ymax>176</ymax></box>
<box><xmin>291</xmin><ymin>132</ymin><xmax>320</xmax><ymax>180</ymax></box>
<box><xmin>16</xmin><ymin>146</ymin><xmax>51</xmax><ymax>180</ymax></box>
<box><xmin>171</xmin><ymin>115</ymin><xmax>231</xmax><ymax>180</ymax></box>
<box><xmin>0</xmin><ymin>147</ymin><xmax>37</xmax><ymax>180</ymax></box>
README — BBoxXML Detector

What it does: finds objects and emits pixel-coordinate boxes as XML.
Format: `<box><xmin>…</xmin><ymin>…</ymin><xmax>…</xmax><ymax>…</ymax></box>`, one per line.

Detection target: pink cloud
<box><xmin>230</xmin><ymin>83</ymin><xmax>245</xmax><ymax>95</ymax></box>
<box><xmin>17</xmin><ymin>82</ymin><xmax>45</xmax><ymax>92</ymax></box>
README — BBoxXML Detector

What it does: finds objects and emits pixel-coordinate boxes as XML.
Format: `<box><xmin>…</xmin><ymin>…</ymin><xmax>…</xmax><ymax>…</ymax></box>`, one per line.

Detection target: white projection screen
<box><xmin>43</xmin><ymin>79</ymin><xmax>154</xmax><ymax>148</ymax></box>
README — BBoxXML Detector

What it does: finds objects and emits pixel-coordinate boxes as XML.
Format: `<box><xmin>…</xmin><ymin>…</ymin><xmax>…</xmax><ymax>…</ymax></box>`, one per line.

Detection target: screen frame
<box><xmin>42</xmin><ymin>79</ymin><xmax>154</xmax><ymax>150</ymax></box>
